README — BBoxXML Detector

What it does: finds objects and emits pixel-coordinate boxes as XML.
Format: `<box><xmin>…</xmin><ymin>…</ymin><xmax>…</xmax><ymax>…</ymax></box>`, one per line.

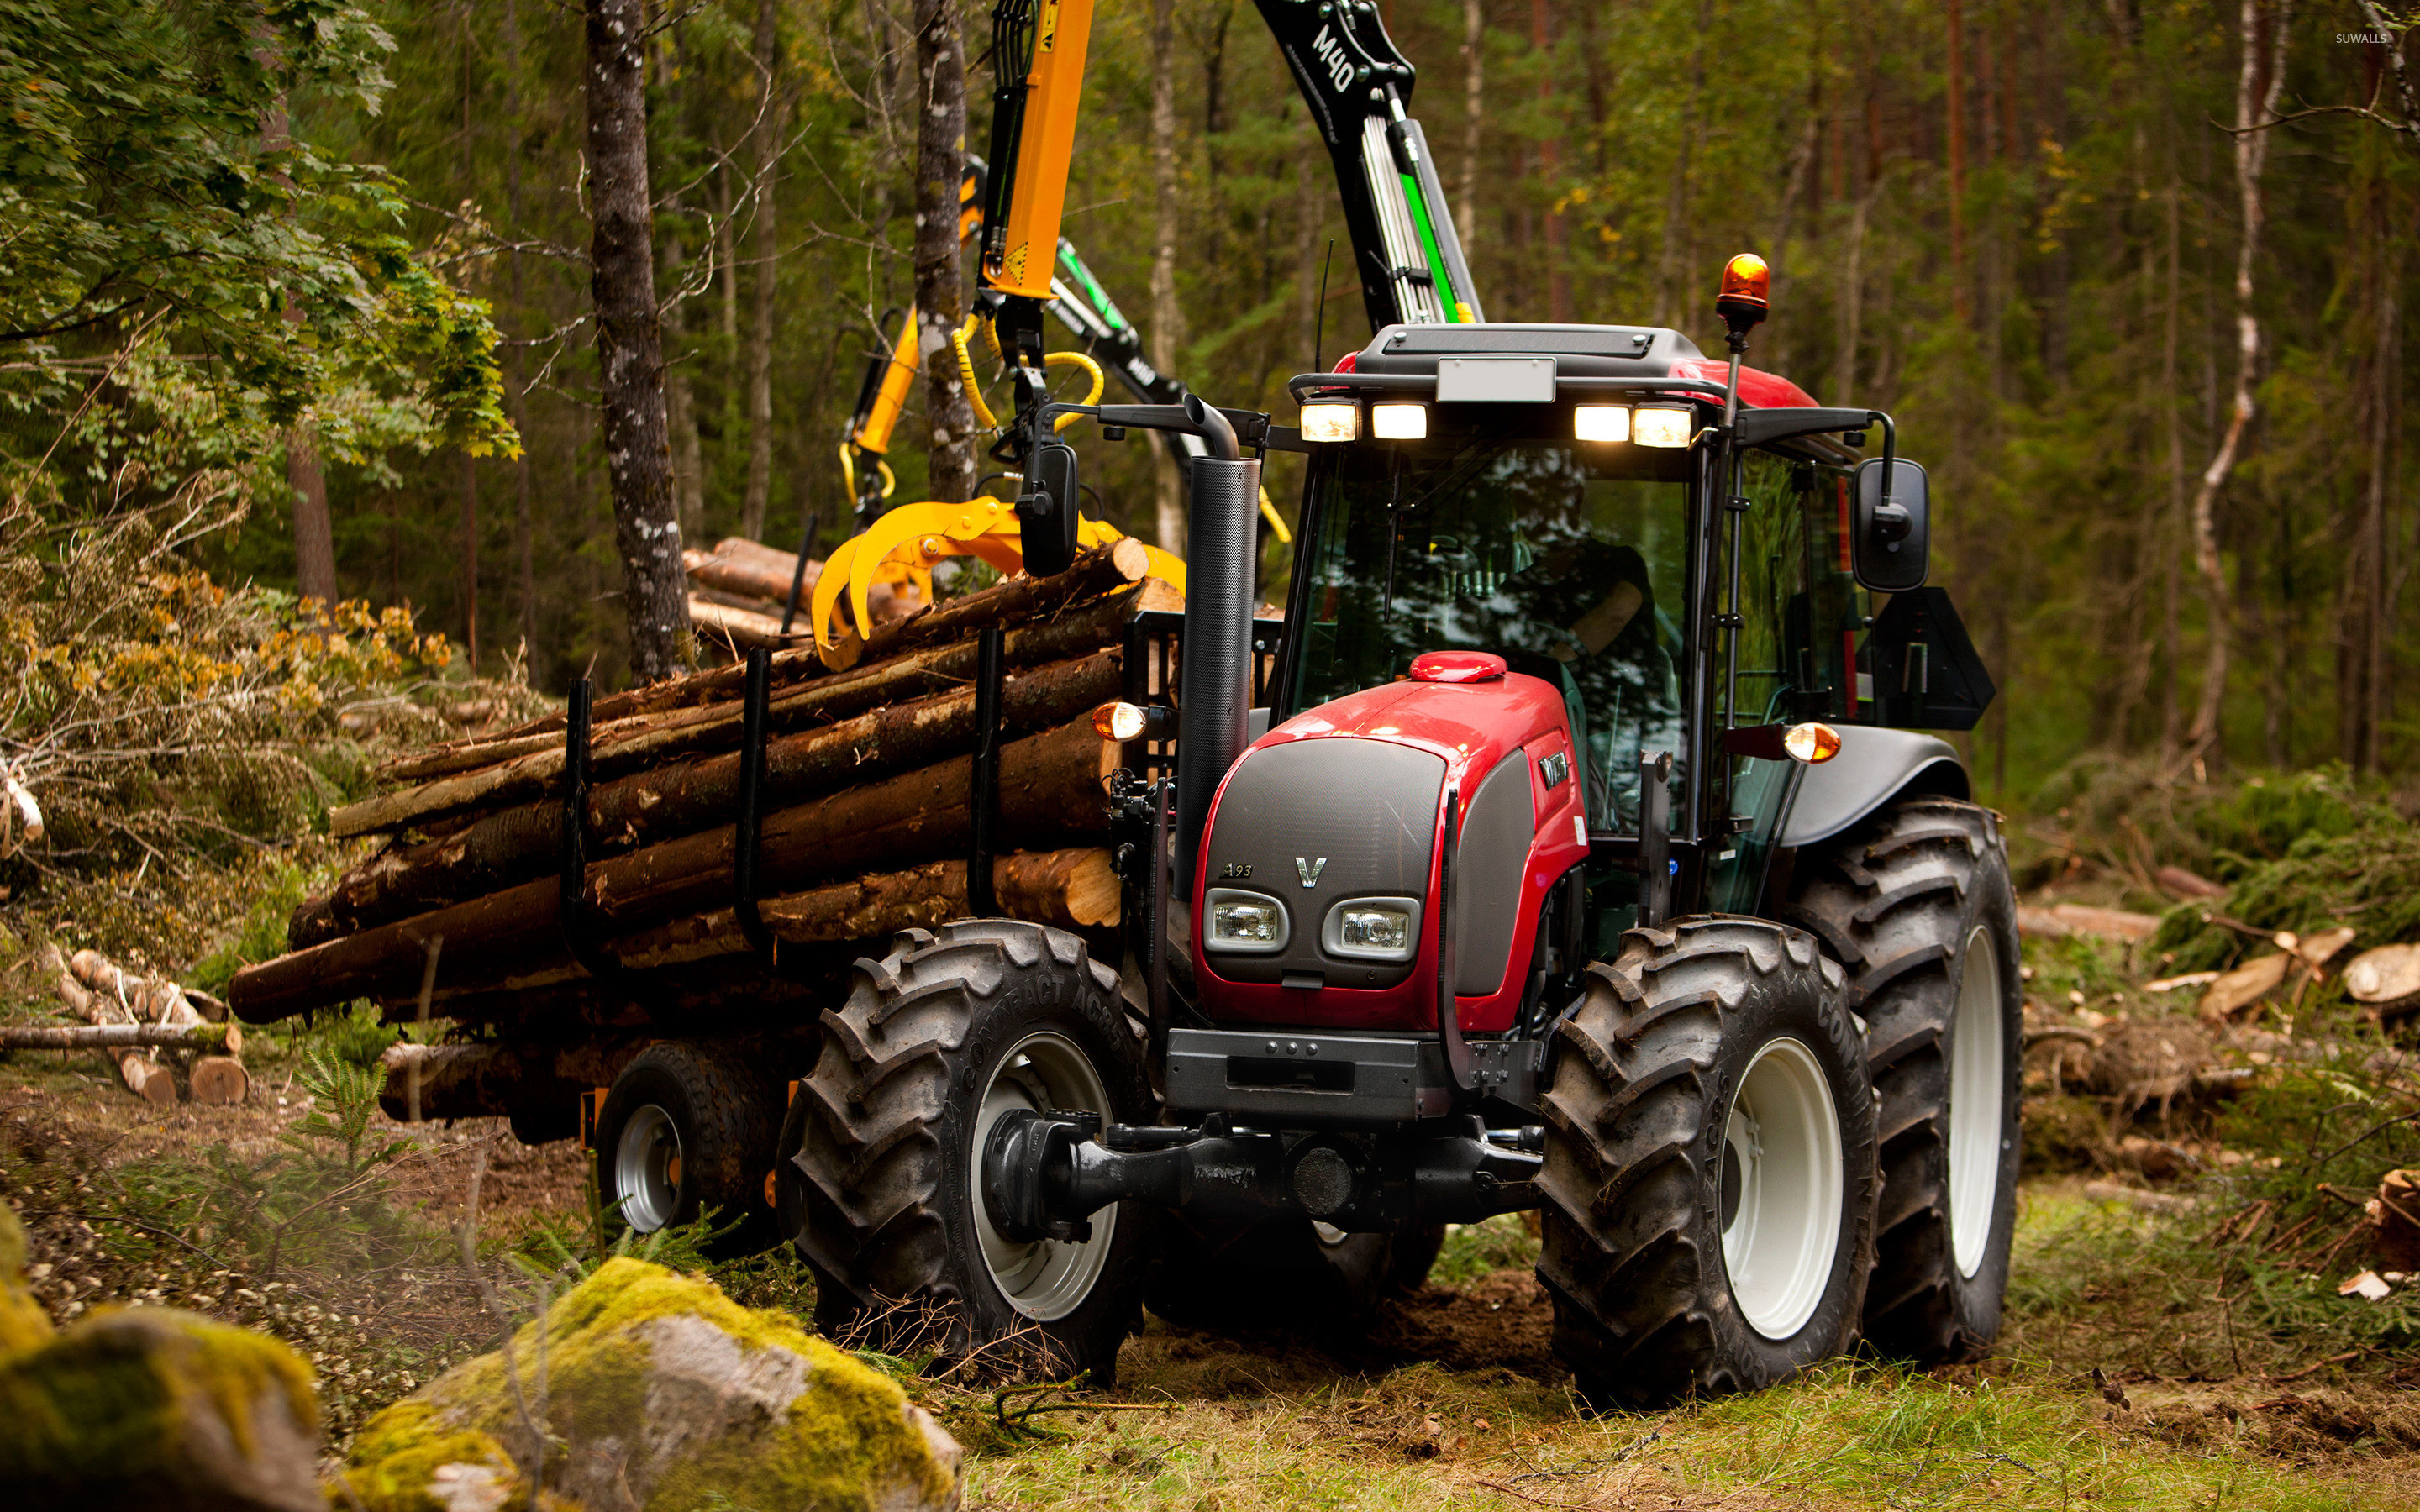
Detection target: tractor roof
<box><xmin>1340</xmin><ymin>322</ymin><xmax>1820</xmax><ymax>410</ymax></box>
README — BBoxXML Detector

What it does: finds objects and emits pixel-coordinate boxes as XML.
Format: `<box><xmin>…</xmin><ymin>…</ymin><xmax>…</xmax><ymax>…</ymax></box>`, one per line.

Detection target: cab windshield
<box><xmin>1282</xmin><ymin>412</ymin><xmax>1694</xmax><ymax>830</ymax></box>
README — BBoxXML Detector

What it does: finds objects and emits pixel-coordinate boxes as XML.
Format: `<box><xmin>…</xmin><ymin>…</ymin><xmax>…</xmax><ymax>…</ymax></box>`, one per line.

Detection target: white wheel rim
<box><xmin>968</xmin><ymin>1032</ymin><xmax>1118</xmax><ymax>1323</ymax></box>
<box><xmin>613</xmin><ymin>1105</ymin><xmax>681</xmax><ymax>1232</ymax></box>
<box><xmin>1719</xmin><ymin>1037</ymin><xmax>1845</xmax><ymax>1341</ymax></box>
<box><xmin>1949</xmin><ymin>926</ymin><xmax>2007</xmax><ymax>1278</ymax></box>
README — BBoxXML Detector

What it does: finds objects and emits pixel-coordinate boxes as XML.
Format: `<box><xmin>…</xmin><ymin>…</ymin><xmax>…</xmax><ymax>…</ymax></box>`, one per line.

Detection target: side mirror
<box><xmin>1852</xmin><ymin>457</ymin><xmax>1929</xmax><ymax>592</ymax></box>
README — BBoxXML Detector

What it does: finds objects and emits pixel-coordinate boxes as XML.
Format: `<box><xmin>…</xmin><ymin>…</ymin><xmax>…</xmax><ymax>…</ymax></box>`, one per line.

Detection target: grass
<box><xmin>965</xmin><ymin>1354</ymin><xmax>2407</xmax><ymax>1512</ymax></box>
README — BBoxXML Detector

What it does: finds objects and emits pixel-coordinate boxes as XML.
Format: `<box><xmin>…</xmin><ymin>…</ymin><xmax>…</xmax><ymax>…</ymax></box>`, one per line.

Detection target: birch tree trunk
<box><xmin>586</xmin><ymin>0</ymin><xmax>691</xmax><ymax>682</ymax></box>
<box><xmin>502</xmin><ymin>0</ymin><xmax>537</xmax><ymax>652</ymax></box>
<box><xmin>2181</xmin><ymin>0</ymin><xmax>2291</xmax><ymax>762</ymax></box>
<box><xmin>1459</xmin><ymin>0</ymin><xmax>1484</xmax><ymax>249</ymax></box>
<box><xmin>1149</xmin><ymin>0</ymin><xmax>1185</xmax><ymax>554</ymax></box>
<box><xmin>912</xmin><ymin>0</ymin><xmax>979</xmax><ymax>504</ymax></box>
<box><xmin>742</xmin><ymin>0</ymin><xmax>781</xmax><ymax>543</ymax></box>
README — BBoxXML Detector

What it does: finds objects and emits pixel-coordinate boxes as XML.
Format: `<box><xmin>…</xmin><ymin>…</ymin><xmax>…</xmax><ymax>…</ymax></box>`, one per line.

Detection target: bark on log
<box><xmin>440</xmin><ymin>540</ymin><xmax>1157</xmax><ymax>752</ymax></box>
<box><xmin>599</xmin><ymin>847</ymin><xmax>1121</xmax><ymax>970</ymax></box>
<box><xmin>0</xmin><ymin>1023</ymin><xmax>240</xmax><ymax>1053</ymax></box>
<box><xmin>296</xmin><ymin>649</ymin><xmax>1122</xmax><ymax>946</ymax></box>
<box><xmin>46</xmin><ymin>946</ymin><xmax>197</xmax><ymax>1102</ymax></box>
<box><xmin>328</xmin><ymin>580</ymin><xmax>1171</xmax><ymax>838</ymax></box>
<box><xmin>235</xmin><ymin>715</ymin><xmax>1118</xmax><ymax>1021</ymax></box>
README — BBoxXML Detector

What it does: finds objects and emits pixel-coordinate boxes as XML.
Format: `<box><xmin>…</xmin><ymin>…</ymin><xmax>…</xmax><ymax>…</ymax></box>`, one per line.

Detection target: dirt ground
<box><xmin>4</xmin><ymin>1063</ymin><xmax>2417</xmax><ymax>1510</ymax></box>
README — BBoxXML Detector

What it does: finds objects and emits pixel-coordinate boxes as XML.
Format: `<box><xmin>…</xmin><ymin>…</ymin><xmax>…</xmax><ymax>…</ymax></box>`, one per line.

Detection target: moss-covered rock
<box><xmin>0</xmin><ymin>1303</ymin><xmax>322</xmax><ymax>1510</ymax></box>
<box><xmin>0</xmin><ymin>1198</ymin><xmax>57</xmax><ymax>1357</ymax></box>
<box><xmin>338</xmin><ymin>1257</ymin><xmax>960</xmax><ymax>1512</ymax></box>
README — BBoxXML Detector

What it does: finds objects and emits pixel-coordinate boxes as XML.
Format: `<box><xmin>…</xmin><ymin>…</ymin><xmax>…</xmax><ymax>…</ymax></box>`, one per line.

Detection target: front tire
<box><xmin>1536</xmin><ymin>918</ymin><xmax>1876</xmax><ymax>1407</ymax></box>
<box><xmin>780</xmin><ymin>921</ymin><xmax>1152</xmax><ymax>1383</ymax></box>
<box><xmin>1783</xmin><ymin>798</ymin><xmax>2023</xmax><ymax>1360</ymax></box>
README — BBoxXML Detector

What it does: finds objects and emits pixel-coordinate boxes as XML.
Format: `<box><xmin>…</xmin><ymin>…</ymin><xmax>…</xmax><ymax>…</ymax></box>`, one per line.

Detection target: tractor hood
<box><xmin>1188</xmin><ymin>654</ymin><xmax>1590</xmax><ymax>1034</ymax></box>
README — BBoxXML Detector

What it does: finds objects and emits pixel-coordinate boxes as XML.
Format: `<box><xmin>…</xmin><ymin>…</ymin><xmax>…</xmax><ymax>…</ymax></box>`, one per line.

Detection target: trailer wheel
<box><xmin>593</xmin><ymin>1041</ymin><xmax>781</xmax><ymax>1255</ymax></box>
<box><xmin>1537</xmin><ymin>918</ymin><xmax>1876</xmax><ymax>1408</ymax></box>
<box><xmin>780</xmin><ymin>921</ymin><xmax>1153</xmax><ymax>1384</ymax></box>
<box><xmin>1144</xmin><ymin>1217</ymin><xmax>1446</xmax><ymax>1331</ymax></box>
<box><xmin>1781</xmin><ymin>798</ymin><xmax>2022</xmax><ymax>1361</ymax></box>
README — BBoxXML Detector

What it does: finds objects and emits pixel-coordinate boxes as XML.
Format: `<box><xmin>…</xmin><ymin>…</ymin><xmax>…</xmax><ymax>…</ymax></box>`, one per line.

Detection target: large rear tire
<box><xmin>779</xmin><ymin>921</ymin><xmax>1153</xmax><ymax>1384</ymax></box>
<box><xmin>1536</xmin><ymin>918</ymin><xmax>1876</xmax><ymax>1407</ymax></box>
<box><xmin>1782</xmin><ymin>798</ymin><xmax>2022</xmax><ymax>1361</ymax></box>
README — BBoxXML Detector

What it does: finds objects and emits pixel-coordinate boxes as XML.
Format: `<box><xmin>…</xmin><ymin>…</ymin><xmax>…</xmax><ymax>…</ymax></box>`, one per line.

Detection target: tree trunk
<box><xmin>586</xmin><ymin>0</ymin><xmax>691</xmax><ymax>683</ymax></box>
<box><xmin>742</xmin><ymin>0</ymin><xmax>781</xmax><ymax>543</ymax></box>
<box><xmin>663</xmin><ymin>235</ymin><xmax>708</xmax><ymax>539</ymax></box>
<box><xmin>288</xmin><ymin>429</ymin><xmax>337</xmax><ymax>605</ymax></box>
<box><xmin>1945</xmin><ymin>0</ymin><xmax>1969</xmax><ymax>324</ymax></box>
<box><xmin>1459</xmin><ymin>0</ymin><xmax>1484</xmax><ymax>249</ymax></box>
<box><xmin>2181</xmin><ymin>0</ymin><xmax>2291</xmax><ymax>764</ymax></box>
<box><xmin>460</xmin><ymin>453</ymin><xmax>480</xmax><ymax>673</ymax></box>
<box><xmin>912</xmin><ymin>0</ymin><xmax>979</xmax><ymax>504</ymax></box>
<box><xmin>503</xmin><ymin>0</ymin><xmax>538</xmax><ymax>654</ymax></box>
<box><xmin>1149</xmin><ymin>0</ymin><xmax>1186</xmax><ymax>554</ymax></box>
<box><xmin>232</xmin><ymin>717</ymin><xmax>1121</xmax><ymax>1022</ymax></box>
<box><xmin>1531</xmin><ymin>0</ymin><xmax>1566</xmax><ymax>323</ymax></box>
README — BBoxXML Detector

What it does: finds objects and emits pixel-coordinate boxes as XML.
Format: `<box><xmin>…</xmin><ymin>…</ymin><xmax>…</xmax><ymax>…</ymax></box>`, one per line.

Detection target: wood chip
<box><xmin>2144</xmin><ymin>971</ymin><xmax>2220</xmax><ymax>993</ymax></box>
<box><xmin>2198</xmin><ymin>953</ymin><xmax>2291</xmax><ymax>1021</ymax></box>
<box><xmin>2338</xmin><ymin>1269</ymin><xmax>2391</xmax><ymax>1301</ymax></box>
<box><xmin>2156</xmin><ymin>864</ymin><xmax>2228</xmax><ymax>899</ymax></box>
<box><xmin>2291</xmin><ymin>926</ymin><xmax>2359</xmax><ymax>973</ymax></box>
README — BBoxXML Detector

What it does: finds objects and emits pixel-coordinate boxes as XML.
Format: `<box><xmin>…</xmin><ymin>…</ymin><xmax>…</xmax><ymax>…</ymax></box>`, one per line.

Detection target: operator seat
<box><xmin>1501</xmin><ymin>539</ymin><xmax>1681</xmax><ymax>832</ymax></box>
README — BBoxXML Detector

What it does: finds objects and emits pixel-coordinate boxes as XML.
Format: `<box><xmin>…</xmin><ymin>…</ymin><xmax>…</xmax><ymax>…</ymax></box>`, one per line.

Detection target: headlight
<box><xmin>1633</xmin><ymin>406</ymin><xmax>1693</xmax><ymax>448</ymax></box>
<box><xmin>1371</xmin><ymin>402</ymin><xmax>1428</xmax><ymax>440</ymax></box>
<box><xmin>1572</xmin><ymin>405</ymin><xmax>1631</xmax><ymax>443</ymax></box>
<box><xmin>1322</xmin><ymin>896</ymin><xmax>1423</xmax><ymax>962</ymax></box>
<box><xmin>1204</xmin><ymin>888</ymin><xmax>1289</xmax><ymax>953</ymax></box>
<box><xmin>1298</xmin><ymin>402</ymin><xmax>1360</xmax><ymax>443</ymax></box>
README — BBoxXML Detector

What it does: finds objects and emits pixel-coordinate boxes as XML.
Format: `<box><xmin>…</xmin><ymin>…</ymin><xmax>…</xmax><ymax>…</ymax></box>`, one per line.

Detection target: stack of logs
<box><xmin>682</xmin><ymin>536</ymin><xmax>923</xmax><ymax>652</ymax></box>
<box><xmin>227</xmin><ymin>541</ymin><xmax>1176</xmax><ymax>1032</ymax></box>
<box><xmin>18</xmin><ymin>946</ymin><xmax>248</xmax><ymax>1105</ymax></box>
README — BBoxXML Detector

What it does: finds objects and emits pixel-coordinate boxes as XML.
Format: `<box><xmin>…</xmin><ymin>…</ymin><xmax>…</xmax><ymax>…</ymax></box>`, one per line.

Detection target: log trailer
<box><xmin>227</xmin><ymin>0</ymin><xmax>2022</xmax><ymax>1407</ymax></box>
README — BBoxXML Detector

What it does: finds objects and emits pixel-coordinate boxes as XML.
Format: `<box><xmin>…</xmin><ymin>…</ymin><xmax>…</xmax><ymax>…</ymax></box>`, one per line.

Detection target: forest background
<box><xmin>4</xmin><ymin>0</ymin><xmax>2416</xmax><ymax>816</ymax></box>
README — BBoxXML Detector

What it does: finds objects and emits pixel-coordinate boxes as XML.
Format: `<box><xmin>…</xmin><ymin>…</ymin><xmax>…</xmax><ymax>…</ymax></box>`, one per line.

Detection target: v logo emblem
<box><xmin>1296</xmin><ymin>857</ymin><xmax>1328</xmax><ymax>888</ymax></box>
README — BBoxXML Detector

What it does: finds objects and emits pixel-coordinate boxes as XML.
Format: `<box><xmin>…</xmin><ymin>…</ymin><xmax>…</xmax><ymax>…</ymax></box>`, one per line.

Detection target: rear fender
<box><xmin>1777</xmin><ymin>726</ymin><xmax>1969</xmax><ymax>848</ymax></box>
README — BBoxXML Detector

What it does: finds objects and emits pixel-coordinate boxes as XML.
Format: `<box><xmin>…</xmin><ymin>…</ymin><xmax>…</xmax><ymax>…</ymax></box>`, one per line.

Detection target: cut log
<box><xmin>606</xmin><ymin>847</ymin><xmax>1123</xmax><ymax>967</ymax></box>
<box><xmin>234</xmin><ymin>716</ymin><xmax>1119</xmax><ymax>1022</ymax></box>
<box><xmin>687</xmin><ymin>596</ymin><xmax>795</xmax><ymax>651</ymax></box>
<box><xmin>375</xmin><ymin>1041</ymin><xmax>586</xmax><ymax>1124</ymax></box>
<box><xmin>462</xmin><ymin>540</ymin><xmax>1158</xmax><ymax>748</ymax></box>
<box><xmin>2343</xmin><ymin>943</ymin><xmax>2420</xmax><ymax>1005</ymax></box>
<box><xmin>43</xmin><ymin>946</ymin><xmax>184</xmax><ymax>1103</ymax></box>
<box><xmin>686</xmin><ymin>543</ymin><xmax>822</xmax><ymax>605</ymax></box>
<box><xmin>329</xmin><ymin>579</ymin><xmax>1174</xmax><ymax>839</ymax></box>
<box><xmin>0</xmin><ymin>1023</ymin><xmax>240</xmax><ymax>1053</ymax></box>
<box><xmin>294</xmin><ymin>649</ymin><xmax>1123</xmax><ymax>946</ymax></box>
<box><xmin>187</xmin><ymin>1055</ymin><xmax>250</xmax><ymax>1105</ymax></box>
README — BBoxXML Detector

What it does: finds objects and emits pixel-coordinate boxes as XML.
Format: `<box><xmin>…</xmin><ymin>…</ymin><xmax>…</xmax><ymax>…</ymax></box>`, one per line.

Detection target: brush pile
<box><xmin>227</xmin><ymin>542</ymin><xmax>1176</xmax><ymax>1031</ymax></box>
<box><xmin>681</xmin><ymin>535</ymin><xmax>922</xmax><ymax>652</ymax></box>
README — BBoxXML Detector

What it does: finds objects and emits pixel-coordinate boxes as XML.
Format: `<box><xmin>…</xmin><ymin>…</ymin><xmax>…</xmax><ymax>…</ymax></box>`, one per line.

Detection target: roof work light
<box><xmin>1372</xmin><ymin>403</ymin><xmax>1428</xmax><ymax>441</ymax></box>
<box><xmin>1573</xmin><ymin>405</ymin><xmax>1631</xmax><ymax>443</ymax></box>
<box><xmin>1299</xmin><ymin>402</ymin><xmax>1360</xmax><ymax>443</ymax></box>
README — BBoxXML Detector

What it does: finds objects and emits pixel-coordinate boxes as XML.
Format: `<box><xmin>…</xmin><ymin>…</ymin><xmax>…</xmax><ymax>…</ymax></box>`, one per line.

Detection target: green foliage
<box><xmin>506</xmin><ymin>1150</ymin><xmax>744</xmax><ymax>1286</ymax></box>
<box><xmin>1429</xmin><ymin>1214</ymin><xmax>1539</xmax><ymax>1287</ymax></box>
<box><xmin>287</xmin><ymin>1047</ymin><xmax>400</xmax><ymax>1174</ymax></box>
<box><xmin>187</xmin><ymin>861</ymin><xmax>316</xmax><ymax>996</ymax></box>
<box><xmin>2006</xmin><ymin>1062</ymin><xmax>2420</xmax><ymax>1379</ymax></box>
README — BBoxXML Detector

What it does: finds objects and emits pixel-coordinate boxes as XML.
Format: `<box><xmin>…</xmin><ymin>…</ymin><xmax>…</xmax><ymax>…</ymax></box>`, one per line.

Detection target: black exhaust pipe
<box><xmin>1174</xmin><ymin>394</ymin><xmax>1259</xmax><ymax>891</ymax></box>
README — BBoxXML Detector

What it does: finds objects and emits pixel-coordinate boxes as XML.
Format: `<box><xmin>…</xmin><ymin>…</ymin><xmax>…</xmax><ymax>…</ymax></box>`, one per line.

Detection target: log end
<box><xmin>125</xmin><ymin>1058</ymin><xmax>178</xmax><ymax>1105</ymax></box>
<box><xmin>1107</xmin><ymin>535</ymin><xmax>1153</xmax><ymax>583</ymax></box>
<box><xmin>189</xmin><ymin>1056</ymin><xmax>249</xmax><ymax>1106</ymax></box>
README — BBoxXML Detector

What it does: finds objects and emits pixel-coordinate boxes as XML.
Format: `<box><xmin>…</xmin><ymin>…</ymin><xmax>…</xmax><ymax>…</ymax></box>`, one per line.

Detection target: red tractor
<box><xmin>781</xmin><ymin>258</ymin><xmax>2019</xmax><ymax>1405</ymax></box>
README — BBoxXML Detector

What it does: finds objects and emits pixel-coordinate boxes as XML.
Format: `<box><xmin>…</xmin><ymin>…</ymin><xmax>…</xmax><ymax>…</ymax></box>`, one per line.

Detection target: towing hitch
<box><xmin>981</xmin><ymin>1110</ymin><xmax>1542</xmax><ymax>1243</ymax></box>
